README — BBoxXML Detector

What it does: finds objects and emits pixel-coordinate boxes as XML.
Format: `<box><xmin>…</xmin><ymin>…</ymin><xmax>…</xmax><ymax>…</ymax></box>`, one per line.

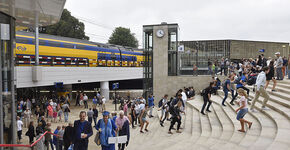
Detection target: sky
<box><xmin>64</xmin><ymin>0</ymin><xmax>290</xmax><ymax>47</ymax></box>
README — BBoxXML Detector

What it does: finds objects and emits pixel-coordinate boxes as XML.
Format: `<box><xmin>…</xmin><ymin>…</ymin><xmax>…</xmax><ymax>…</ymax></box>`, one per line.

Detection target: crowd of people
<box><xmin>201</xmin><ymin>52</ymin><xmax>289</xmax><ymax>132</ymax></box>
<box><xmin>14</xmin><ymin>52</ymin><xmax>289</xmax><ymax>149</ymax></box>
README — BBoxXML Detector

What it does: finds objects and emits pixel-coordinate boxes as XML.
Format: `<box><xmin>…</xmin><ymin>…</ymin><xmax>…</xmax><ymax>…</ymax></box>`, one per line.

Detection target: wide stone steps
<box><xmin>126</xmin><ymin>80</ymin><xmax>290</xmax><ymax>150</ymax></box>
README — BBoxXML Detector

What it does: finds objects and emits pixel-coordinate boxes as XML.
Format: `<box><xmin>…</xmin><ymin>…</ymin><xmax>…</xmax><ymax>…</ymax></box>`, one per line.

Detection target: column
<box><xmin>100</xmin><ymin>81</ymin><xmax>109</xmax><ymax>101</ymax></box>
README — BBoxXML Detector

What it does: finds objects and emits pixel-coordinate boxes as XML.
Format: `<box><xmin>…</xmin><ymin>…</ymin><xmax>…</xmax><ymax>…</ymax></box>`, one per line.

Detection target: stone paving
<box><xmin>19</xmin><ymin>79</ymin><xmax>290</xmax><ymax>150</ymax></box>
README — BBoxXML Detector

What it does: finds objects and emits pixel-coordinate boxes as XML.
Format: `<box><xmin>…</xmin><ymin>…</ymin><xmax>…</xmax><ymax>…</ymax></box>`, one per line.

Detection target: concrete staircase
<box><xmin>126</xmin><ymin>79</ymin><xmax>290</xmax><ymax>150</ymax></box>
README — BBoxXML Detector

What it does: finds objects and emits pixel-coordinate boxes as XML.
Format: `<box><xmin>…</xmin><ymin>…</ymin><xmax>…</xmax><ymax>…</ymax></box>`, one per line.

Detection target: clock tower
<box><xmin>143</xmin><ymin>23</ymin><xmax>179</xmax><ymax>99</ymax></box>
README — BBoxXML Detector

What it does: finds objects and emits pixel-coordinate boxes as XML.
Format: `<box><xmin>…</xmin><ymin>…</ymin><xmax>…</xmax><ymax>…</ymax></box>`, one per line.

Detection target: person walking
<box><xmin>140</xmin><ymin>104</ymin><xmax>149</xmax><ymax>133</ymax></box>
<box><xmin>101</xmin><ymin>96</ymin><xmax>106</xmax><ymax>112</ymax></box>
<box><xmin>53</xmin><ymin>126</ymin><xmax>61</xmax><ymax>150</ymax></box>
<box><xmin>92</xmin><ymin>105</ymin><xmax>98</xmax><ymax>127</ymax></box>
<box><xmin>275</xmin><ymin>52</ymin><xmax>284</xmax><ymax>80</ymax></box>
<box><xmin>92</xmin><ymin>96</ymin><xmax>98</xmax><ymax>107</ymax></box>
<box><xmin>73</xmin><ymin>111</ymin><xmax>93</xmax><ymax>150</ymax></box>
<box><xmin>159</xmin><ymin>94</ymin><xmax>168</xmax><ymax>127</ymax></box>
<box><xmin>232</xmin><ymin>72</ymin><xmax>251</xmax><ymax>103</ymax></box>
<box><xmin>265</xmin><ymin>61</ymin><xmax>277</xmax><ymax>91</ymax></box>
<box><xmin>57</xmin><ymin>126</ymin><xmax>65</xmax><ymax>150</ymax></box>
<box><xmin>62</xmin><ymin>102</ymin><xmax>70</xmax><ymax>122</ymax></box>
<box><xmin>250</xmin><ymin>67</ymin><xmax>270</xmax><ymax>112</ymax></box>
<box><xmin>116</xmin><ymin>111</ymin><xmax>130</xmax><ymax>150</ymax></box>
<box><xmin>222</xmin><ymin>75</ymin><xmax>234</xmax><ymax>106</ymax></box>
<box><xmin>16</xmin><ymin>116</ymin><xmax>23</xmax><ymax>143</ymax></box>
<box><xmin>63</xmin><ymin>123</ymin><xmax>74</xmax><ymax>150</ymax></box>
<box><xmin>83</xmin><ymin>94</ymin><xmax>89</xmax><ymax>109</ymax></box>
<box><xmin>44</xmin><ymin>123</ymin><xmax>54</xmax><ymax>150</ymax></box>
<box><xmin>130</xmin><ymin>104</ymin><xmax>137</xmax><ymax>128</ymax></box>
<box><xmin>235</xmin><ymin>88</ymin><xmax>252</xmax><ymax>133</ymax></box>
<box><xmin>148</xmin><ymin>94</ymin><xmax>154</xmax><ymax>118</ymax></box>
<box><xmin>25</xmin><ymin>121</ymin><xmax>35</xmax><ymax>144</ymax></box>
<box><xmin>200</xmin><ymin>82</ymin><xmax>215</xmax><ymax>115</ymax></box>
<box><xmin>87</xmin><ymin>108</ymin><xmax>94</xmax><ymax>124</ymax></box>
<box><xmin>168</xmin><ymin>101</ymin><xmax>184</xmax><ymax>134</ymax></box>
<box><xmin>95</xmin><ymin>111</ymin><xmax>117</xmax><ymax>150</ymax></box>
<box><xmin>23</xmin><ymin>108</ymin><xmax>31</xmax><ymax>128</ymax></box>
<box><xmin>75</xmin><ymin>92</ymin><xmax>80</xmax><ymax>106</ymax></box>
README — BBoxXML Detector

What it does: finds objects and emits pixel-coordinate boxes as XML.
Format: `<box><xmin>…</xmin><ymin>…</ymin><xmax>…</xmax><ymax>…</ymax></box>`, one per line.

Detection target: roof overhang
<box><xmin>0</xmin><ymin>0</ymin><xmax>66</xmax><ymax>28</ymax></box>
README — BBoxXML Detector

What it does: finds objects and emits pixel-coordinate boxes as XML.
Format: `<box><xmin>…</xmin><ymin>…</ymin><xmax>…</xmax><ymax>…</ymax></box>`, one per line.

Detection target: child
<box><xmin>53</xmin><ymin>110</ymin><xmax>58</xmax><ymax>123</ymax></box>
<box><xmin>235</xmin><ymin>88</ymin><xmax>253</xmax><ymax>132</ymax></box>
<box><xmin>57</xmin><ymin>105</ymin><xmax>63</xmax><ymax>122</ymax></box>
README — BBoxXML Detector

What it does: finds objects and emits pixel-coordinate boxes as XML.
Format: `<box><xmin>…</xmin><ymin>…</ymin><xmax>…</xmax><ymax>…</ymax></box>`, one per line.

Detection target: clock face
<box><xmin>156</xmin><ymin>29</ymin><xmax>165</xmax><ymax>38</ymax></box>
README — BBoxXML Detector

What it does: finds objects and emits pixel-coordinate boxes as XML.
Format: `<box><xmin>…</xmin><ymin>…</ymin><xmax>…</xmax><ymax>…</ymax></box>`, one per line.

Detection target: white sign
<box><xmin>178</xmin><ymin>45</ymin><xmax>184</xmax><ymax>52</ymax></box>
<box><xmin>0</xmin><ymin>24</ymin><xmax>10</xmax><ymax>40</ymax></box>
<box><xmin>108</xmin><ymin>136</ymin><xmax>127</xmax><ymax>144</ymax></box>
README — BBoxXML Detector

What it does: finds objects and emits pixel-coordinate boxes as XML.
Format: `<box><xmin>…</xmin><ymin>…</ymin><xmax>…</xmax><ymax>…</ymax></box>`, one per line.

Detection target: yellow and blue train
<box><xmin>15</xmin><ymin>31</ymin><xmax>143</xmax><ymax>67</ymax></box>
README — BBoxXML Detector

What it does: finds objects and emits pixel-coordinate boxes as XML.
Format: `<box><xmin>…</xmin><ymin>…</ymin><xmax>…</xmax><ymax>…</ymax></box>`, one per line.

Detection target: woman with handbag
<box><xmin>26</xmin><ymin>121</ymin><xmax>35</xmax><ymax>144</ymax></box>
<box><xmin>95</xmin><ymin>111</ymin><xmax>117</xmax><ymax>150</ymax></box>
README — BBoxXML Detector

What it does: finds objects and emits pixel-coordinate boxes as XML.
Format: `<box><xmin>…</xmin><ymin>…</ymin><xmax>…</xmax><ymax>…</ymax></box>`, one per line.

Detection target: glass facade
<box><xmin>180</xmin><ymin>40</ymin><xmax>230</xmax><ymax>75</ymax></box>
<box><xmin>0</xmin><ymin>11</ymin><xmax>16</xmax><ymax>146</ymax></box>
<box><xmin>168</xmin><ymin>27</ymin><xmax>178</xmax><ymax>76</ymax></box>
<box><xmin>143</xmin><ymin>28</ymin><xmax>153</xmax><ymax>99</ymax></box>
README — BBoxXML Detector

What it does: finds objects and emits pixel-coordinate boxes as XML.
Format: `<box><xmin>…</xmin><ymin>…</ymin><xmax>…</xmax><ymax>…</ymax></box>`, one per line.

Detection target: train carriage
<box><xmin>15</xmin><ymin>31</ymin><xmax>143</xmax><ymax>67</ymax></box>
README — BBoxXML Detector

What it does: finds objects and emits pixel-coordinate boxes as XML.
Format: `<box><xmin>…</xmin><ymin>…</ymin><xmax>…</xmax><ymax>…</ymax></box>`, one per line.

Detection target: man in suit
<box><xmin>73</xmin><ymin>111</ymin><xmax>93</xmax><ymax>150</ymax></box>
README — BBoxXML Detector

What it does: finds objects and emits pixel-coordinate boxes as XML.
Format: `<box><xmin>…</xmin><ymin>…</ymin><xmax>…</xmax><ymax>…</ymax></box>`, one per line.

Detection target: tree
<box><xmin>108</xmin><ymin>27</ymin><xmax>139</xmax><ymax>48</ymax></box>
<box><xmin>40</xmin><ymin>9</ymin><xmax>89</xmax><ymax>40</ymax></box>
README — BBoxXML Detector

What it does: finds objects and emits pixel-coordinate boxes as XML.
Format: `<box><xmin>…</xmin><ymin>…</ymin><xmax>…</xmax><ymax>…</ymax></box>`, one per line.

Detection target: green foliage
<box><xmin>108</xmin><ymin>27</ymin><xmax>139</xmax><ymax>48</ymax></box>
<box><xmin>40</xmin><ymin>9</ymin><xmax>89</xmax><ymax>40</ymax></box>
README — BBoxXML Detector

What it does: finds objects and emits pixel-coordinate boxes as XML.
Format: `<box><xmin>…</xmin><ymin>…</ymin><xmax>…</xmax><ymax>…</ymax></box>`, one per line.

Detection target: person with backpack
<box><xmin>158</xmin><ymin>94</ymin><xmax>168</xmax><ymax>127</ymax></box>
<box><xmin>168</xmin><ymin>99</ymin><xmax>184</xmax><ymax>134</ymax></box>
<box><xmin>222</xmin><ymin>75</ymin><xmax>234</xmax><ymax>106</ymax></box>
<box><xmin>200</xmin><ymin>82</ymin><xmax>215</xmax><ymax>115</ymax></box>
<box><xmin>232</xmin><ymin>72</ymin><xmax>251</xmax><ymax>105</ymax></box>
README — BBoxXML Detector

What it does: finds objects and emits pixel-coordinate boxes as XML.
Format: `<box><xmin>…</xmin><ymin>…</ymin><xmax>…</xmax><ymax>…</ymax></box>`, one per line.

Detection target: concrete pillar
<box><xmin>100</xmin><ymin>81</ymin><xmax>109</xmax><ymax>101</ymax></box>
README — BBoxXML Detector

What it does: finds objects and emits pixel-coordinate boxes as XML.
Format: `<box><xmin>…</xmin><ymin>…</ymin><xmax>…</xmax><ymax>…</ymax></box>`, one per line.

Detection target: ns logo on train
<box><xmin>16</xmin><ymin>46</ymin><xmax>27</xmax><ymax>52</ymax></box>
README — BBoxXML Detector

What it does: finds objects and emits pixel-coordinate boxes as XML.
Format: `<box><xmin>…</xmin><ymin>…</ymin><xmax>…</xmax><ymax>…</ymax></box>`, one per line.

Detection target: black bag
<box><xmin>200</xmin><ymin>89</ymin><xmax>206</xmax><ymax>96</ymax></box>
<box><xmin>234</xmin><ymin>77</ymin><xmax>242</xmax><ymax>84</ymax></box>
<box><xmin>158</xmin><ymin>99</ymin><xmax>163</xmax><ymax>108</ymax></box>
<box><xmin>247</xmin><ymin>76</ymin><xmax>257</xmax><ymax>85</ymax></box>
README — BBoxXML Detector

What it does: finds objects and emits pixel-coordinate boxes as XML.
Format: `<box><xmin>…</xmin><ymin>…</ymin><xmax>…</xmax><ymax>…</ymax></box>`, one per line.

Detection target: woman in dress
<box><xmin>265</xmin><ymin>60</ymin><xmax>277</xmax><ymax>91</ymax></box>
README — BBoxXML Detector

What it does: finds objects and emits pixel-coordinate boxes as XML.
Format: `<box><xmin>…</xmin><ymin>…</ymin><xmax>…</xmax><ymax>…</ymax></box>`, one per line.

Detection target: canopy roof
<box><xmin>0</xmin><ymin>0</ymin><xmax>66</xmax><ymax>27</ymax></box>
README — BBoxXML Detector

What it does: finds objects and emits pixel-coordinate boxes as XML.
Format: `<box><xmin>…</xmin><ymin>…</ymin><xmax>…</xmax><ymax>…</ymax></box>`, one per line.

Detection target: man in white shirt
<box><xmin>17</xmin><ymin>116</ymin><xmax>23</xmax><ymax>143</ymax></box>
<box><xmin>101</xmin><ymin>96</ymin><xmax>106</xmax><ymax>112</ymax></box>
<box><xmin>83</xmin><ymin>94</ymin><xmax>89</xmax><ymax>109</ymax></box>
<box><xmin>181</xmin><ymin>90</ymin><xmax>187</xmax><ymax>111</ymax></box>
<box><xmin>250</xmin><ymin>67</ymin><xmax>270</xmax><ymax>111</ymax></box>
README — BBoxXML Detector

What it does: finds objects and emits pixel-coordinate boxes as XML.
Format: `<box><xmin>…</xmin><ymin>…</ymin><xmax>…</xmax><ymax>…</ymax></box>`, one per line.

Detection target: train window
<box><xmin>47</xmin><ymin>41</ymin><xmax>61</xmax><ymax>47</ymax></box>
<box><xmin>63</xmin><ymin>43</ymin><xmax>74</xmax><ymax>48</ymax></box>
<box><xmin>39</xmin><ymin>40</ymin><xmax>46</xmax><ymax>46</ymax></box>
<box><xmin>16</xmin><ymin>37</ymin><xmax>29</xmax><ymax>44</ymax></box>
<box><xmin>76</xmin><ymin>44</ymin><xmax>86</xmax><ymax>50</ymax></box>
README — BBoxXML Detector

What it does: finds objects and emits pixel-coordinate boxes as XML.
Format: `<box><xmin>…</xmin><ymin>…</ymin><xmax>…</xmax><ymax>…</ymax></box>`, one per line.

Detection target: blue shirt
<box><xmin>237</xmin><ymin>75</ymin><xmax>246</xmax><ymax>88</ymax></box>
<box><xmin>223</xmin><ymin>79</ymin><xmax>230</xmax><ymax>90</ymax></box>
<box><xmin>76</xmin><ymin>121</ymin><xmax>85</xmax><ymax>139</ymax></box>
<box><xmin>92</xmin><ymin>98</ymin><xmax>98</xmax><ymax>104</ymax></box>
<box><xmin>148</xmin><ymin>97</ymin><xmax>154</xmax><ymax>107</ymax></box>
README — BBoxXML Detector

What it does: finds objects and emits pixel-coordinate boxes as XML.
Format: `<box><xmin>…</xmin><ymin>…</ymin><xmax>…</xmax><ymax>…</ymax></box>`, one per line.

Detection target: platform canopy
<box><xmin>0</xmin><ymin>0</ymin><xmax>66</xmax><ymax>28</ymax></box>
